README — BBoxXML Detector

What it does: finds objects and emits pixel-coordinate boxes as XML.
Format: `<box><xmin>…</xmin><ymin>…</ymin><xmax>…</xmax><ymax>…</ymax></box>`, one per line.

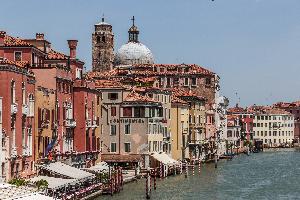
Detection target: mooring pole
<box><xmin>185</xmin><ymin>160</ymin><xmax>188</xmax><ymax>178</ymax></box>
<box><xmin>198</xmin><ymin>158</ymin><xmax>201</xmax><ymax>175</ymax></box>
<box><xmin>214</xmin><ymin>153</ymin><xmax>218</xmax><ymax>169</ymax></box>
<box><xmin>146</xmin><ymin>168</ymin><xmax>150</xmax><ymax>199</ymax></box>
<box><xmin>154</xmin><ymin>168</ymin><xmax>157</xmax><ymax>190</ymax></box>
<box><xmin>192</xmin><ymin>160</ymin><xmax>195</xmax><ymax>176</ymax></box>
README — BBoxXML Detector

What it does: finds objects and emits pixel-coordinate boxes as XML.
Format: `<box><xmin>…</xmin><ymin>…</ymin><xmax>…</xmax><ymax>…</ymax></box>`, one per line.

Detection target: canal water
<box><xmin>99</xmin><ymin>149</ymin><xmax>300</xmax><ymax>200</ymax></box>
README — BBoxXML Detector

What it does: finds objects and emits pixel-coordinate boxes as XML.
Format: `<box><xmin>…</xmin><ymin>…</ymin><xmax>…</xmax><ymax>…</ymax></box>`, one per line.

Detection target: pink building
<box><xmin>227</xmin><ymin>104</ymin><xmax>254</xmax><ymax>143</ymax></box>
<box><xmin>0</xmin><ymin>58</ymin><xmax>36</xmax><ymax>180</ymax></box>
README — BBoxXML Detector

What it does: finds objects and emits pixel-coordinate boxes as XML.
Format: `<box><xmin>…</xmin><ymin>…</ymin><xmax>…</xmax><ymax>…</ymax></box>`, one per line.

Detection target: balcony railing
<box><xmin>92</xmin><ymin>120</ymin><xmax>98</xmax><ymax>128</ymax></box>
<box><xmin>22</xmin><ymin>104</ymin><xmax>29</xmax><ymax>116</ymax></box>
<box><xmin>10</xmin><ymin>147</ymin><xmax>17</xmax><ymax>158</ymax></box>
<box><xmin>11</xmin><ymin>103</ymin><xmax>18</xmax><ymax>115</ymax></box>
<box><xmin>64</xmin><ymin>119</ymin><xmax>76</xmax><ymax>128</ymax></box>
<box><xmin>86</xmin><ymin>119</ymin><xmax>92</xmax><ymax>128</ymax></box>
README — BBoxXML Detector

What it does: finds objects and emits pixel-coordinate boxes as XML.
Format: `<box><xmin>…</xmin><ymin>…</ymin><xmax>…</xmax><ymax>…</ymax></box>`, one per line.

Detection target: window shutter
<box><xmin>51</xmin><ymin>109</ymin><xmax>55</xmax><ymax>124</ymax></box>
<box><xmin>46</xmin><ymin>109</ymin><xmax>50</xmax><ymax>122</ymax></box>
<box><xmin>38</xmin><ymin>108</ymin><xmax>41</xmax><ymax>128</ymax></box>
<box><xmin>63</xmin><ymin>107</ymin><xmax>66</xmax><ymax>120</ymax></box>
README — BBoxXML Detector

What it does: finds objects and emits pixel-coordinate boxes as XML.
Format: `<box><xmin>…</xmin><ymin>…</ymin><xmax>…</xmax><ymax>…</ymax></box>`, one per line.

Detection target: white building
<box><xmin>227</xmin><ymin>115</ymin><xmax>242</xmax><ymax>152</ymax></box>
<box><xmin>215</xmin><ymin>93</ymin><xmax>229</xmax><ymax>155</ymax></box>
<box><xmin>253</xmin><ymin>107</ymin><xmax>294</xmax><ymax>147</ymax></box>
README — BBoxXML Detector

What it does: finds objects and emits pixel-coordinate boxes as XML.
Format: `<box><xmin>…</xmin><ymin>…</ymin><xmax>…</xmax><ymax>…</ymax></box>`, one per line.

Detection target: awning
<box><xmin>30</xmin><ymin>176</ymin><xmax>77</xmax><ymax>190</ymax></box>
<box><xmin>83</xmin><ymin>161</ymin><xmax>109</xmax><ymax>173</ymax></box>
<box><xmin>39</xmin><ymin>162</ymin><xmax>95</xmax><ymax>180</ymax></box>
<box><xmin>0</xmin><ymin>183</ymin><xmax>51</xmax><ymax>200</ymax></box>
<box><xmin>101</xmin><ymin>154</ymin><xmax>142</xmax><ymax>163</ymax></box>
<box><xmin>150</xmin><ymin>152</ymin><xmax>179</xmax><ymax>166</ymax></box>
<box><xmin>8</xmin><ymin>193</ymin><xmax>55</xmax><ymax>200</ymax></box>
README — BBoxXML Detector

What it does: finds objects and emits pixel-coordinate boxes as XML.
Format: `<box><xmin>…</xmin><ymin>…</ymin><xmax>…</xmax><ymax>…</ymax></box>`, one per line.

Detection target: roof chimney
<box><xmin>0</xmin><ymin>31</ymin><xmax>6</xmax><ymax>46</ymax></box>
<box><xmin>36</xmin><ymin>33</ymin><xmax>44</xmax><ymax>40</ymax></box>
<box><xmin>67</xmin><ymin>40</ymin><xmax>78</xmax><ymax>59</ymax></box>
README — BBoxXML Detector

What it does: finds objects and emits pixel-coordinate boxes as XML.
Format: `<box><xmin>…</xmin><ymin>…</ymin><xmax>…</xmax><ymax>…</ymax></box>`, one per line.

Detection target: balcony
<box><xmin>86</xmin><ymin>119</ymin><xmax>92</xmax><ymax>128</ymax></box>
<box><xmin>51</xmin><ymin>122</ymin><xmax>58</xmax><ymax>130</ymax></box>
<box><xmin>22</xmin><ymin>104</ymin><xmax>29</xmax><ymax>116</ymax></box>
<box><xmin>92</xmin><ymin>120</ymin><xmax>98</xmax><ymax>128</ymax></box>
<box><xmin>22</xmin><ymin>147</ymin><xmax>29</xmax><ymax>156</ymax></box>
<box><xmin>10</xmin><ymin>147</ymin><xmax>17</xmax><ymax>158</ymax></box>
<box><xmin>64</xmin><ymin>119</ymin><xmax>76</xmax><ymax>128</ymax></box>
<box><xmin>11</xmin><ymin>103</ymin><xmax>18</xmax><ymax>115</ymax></box>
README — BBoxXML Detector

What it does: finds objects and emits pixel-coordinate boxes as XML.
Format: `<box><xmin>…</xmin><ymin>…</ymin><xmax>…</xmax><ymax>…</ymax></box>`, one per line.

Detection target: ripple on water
<box><xmin>98</xmin><ymin>151</ymin><xmax>300</xmax><ymax>200</ymax></box>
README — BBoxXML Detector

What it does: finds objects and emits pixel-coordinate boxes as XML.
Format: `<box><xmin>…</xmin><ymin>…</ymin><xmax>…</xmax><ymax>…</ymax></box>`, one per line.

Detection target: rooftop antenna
<box><xmin>102</xmin><ymin>13</ymin><xmax>105</xmax><ymax>22</ymax></box>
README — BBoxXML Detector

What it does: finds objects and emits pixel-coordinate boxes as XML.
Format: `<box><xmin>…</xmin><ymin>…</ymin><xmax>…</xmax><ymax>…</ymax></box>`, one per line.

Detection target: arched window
<box><xmin>101</xmin><ymin>36</ymin><xmax>105</xmax><ymax>42</ymax></box>
<box><xmin>29</xmin><ymin>94</ymin><xmax>34</xmax><ymax>117</ymax></box>
<box><xmin>11</xmin><ymin>80</ymin><xmax>15</xmax><ymax>104</ymax></box>
<box><xmin>97</xmin><ymin>36</ymin><xmax>100</xmax><ymax>43</ymax></box>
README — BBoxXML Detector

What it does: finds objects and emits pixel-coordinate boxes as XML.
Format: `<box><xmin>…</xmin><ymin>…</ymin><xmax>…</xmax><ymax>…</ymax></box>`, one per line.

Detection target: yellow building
<box><xmin>34</xmin><ymin>86</ymin><xmax>56</xmax><ymax>161</ymax></box>
<box><xmin>170</xmin><ymin>96</ymin><xmax>189</xmax><ymax>161</ymax></box>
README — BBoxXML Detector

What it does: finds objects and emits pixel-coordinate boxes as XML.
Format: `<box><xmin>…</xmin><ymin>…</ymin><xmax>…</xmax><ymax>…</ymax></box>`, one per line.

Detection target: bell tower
<box><xmin>92</xmin><ymin>16</ymin><xmax>114</xmax><ymax>72</ymax></box>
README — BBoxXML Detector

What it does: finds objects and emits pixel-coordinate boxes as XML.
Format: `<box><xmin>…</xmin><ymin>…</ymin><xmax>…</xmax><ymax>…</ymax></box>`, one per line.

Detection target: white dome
<box><xmin>115</xmin><ymin>42</ymin><xmax>154</xmax><ymax>65</ymax></box>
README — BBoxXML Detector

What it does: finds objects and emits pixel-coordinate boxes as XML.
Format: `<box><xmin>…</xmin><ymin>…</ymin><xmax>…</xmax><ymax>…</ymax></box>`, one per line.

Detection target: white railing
<box><xmin>22</xmin><ymin>104</ymin><xmax>29</xmax><ymax>116</ymax></box>
<box><xmin>65</xmin><ymin>119</ymin><xmax>76</xmax><ymax>128</ymax></box>
<box><xmin>11</xmin><ymin>103</ymin><xmax>18</xmax><ymax>115</ymax></box>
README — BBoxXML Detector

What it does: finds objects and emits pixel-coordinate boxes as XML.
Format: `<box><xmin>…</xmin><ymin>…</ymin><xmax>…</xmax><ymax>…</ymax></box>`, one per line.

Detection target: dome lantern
<box><xmin>128</xmin><ymin>16</ymin><xmax>139</xmax><ymax>43</ymax></box>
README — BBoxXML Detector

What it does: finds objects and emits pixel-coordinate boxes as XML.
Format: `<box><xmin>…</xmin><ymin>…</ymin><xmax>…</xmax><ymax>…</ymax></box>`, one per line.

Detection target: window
<box><xmin>125</xmin><ymin>124</ymin><xmax>131</xmax><ymax>134</ymax></box>
<box><xmin>191</xmin><ymin>78</ymin><xmax>197</xmax><ymax>86</ymax></box>
<box><xmin>110</xmin><ymin>125</ymin><xmax>116</xmax><ymax>135</ymax></box>
<box><xmin>111</xmin><ymin>107</ymin><xmax>116</xmax><ymax>116</ymax></box>
<box><xmin>14</xmin><ymin>51</ymin><xmax>22</xmax><ymax>61</ymax></box>
<box><xmin>97</xmin><ymin>36</ymin><xmax>100</xmax><ymax>43</ymax></box>
<box><xmin>123</xmin><ymin>107</ymin><xmax>132</xmax><ymax>117</ymax></box>
<box><xmin>124</xmin><ymin>143</ymin><xmax>131</xmax><ymax>153</ymax></box>
<box><xmin>11</xmin><ymin>80</ymin><xmax>15</xmax><ymax>104</ymax></box>
<box><xmin>205</xmin><ymin>78</ymin><xmax>211</xmax><ymax>85</ymax></box>
<box><xmin>184</xmin><ymin>78</ymin><xmax>189</xmax><ymax>86</ymax></box>
<box><xmin>227</xmin><ymin>130</ymin><xmax>232</xmax><ymax>137</ymax></box>
<box><xmin>134</xmin><ymin>107</ymin><xmax>145</xmax><ymax>118</ymax></box>
<box><xmin>102</xmin><ymin>35</ymin><xmax>106</xmax><ymax>42</ymax></box>
<box><xmin>22</xmin><ymin>82</ymin><xmax>26</xmax><ymax>105</ymax></box>
<box><xmin>110</xmin><ymin>143</ymin><xmax>116</xmax><ymax>152</ymax></box>
<box><xmin>76</xmin><ymin>68</ymin><xmax>82</xmax><ymax>79</ymax></box>
<box><xmin>108</xmin><ymin>93</ymin><xmax>118</xmax><ymax>100</ymax></box>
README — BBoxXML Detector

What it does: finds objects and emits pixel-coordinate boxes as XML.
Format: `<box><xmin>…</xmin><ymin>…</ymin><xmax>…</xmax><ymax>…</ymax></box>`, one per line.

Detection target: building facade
<box><xmin>251</xmin><ymin>107</ymin><xmax>294</xmax><ymax>147</ymax></box>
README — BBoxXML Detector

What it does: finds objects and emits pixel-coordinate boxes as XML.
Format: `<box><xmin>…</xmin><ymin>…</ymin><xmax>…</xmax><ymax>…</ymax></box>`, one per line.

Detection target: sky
<box><xmin>1</xmin><ymin>0</ymin><xmax>300</xmax><ymax>107</ymax></box>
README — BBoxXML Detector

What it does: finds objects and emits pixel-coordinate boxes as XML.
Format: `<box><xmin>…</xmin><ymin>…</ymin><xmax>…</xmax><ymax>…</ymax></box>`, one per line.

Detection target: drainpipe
<box><xmin>118</xmin><ymin>95</ymin><xmax>121</xmax><ymax>155</ymax></box>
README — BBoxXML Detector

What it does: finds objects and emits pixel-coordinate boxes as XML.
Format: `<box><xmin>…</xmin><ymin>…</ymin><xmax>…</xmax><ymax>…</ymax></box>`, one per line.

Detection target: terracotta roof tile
<box><xmin>124</xmin><ymin>91</ymin><xmax>159</xmax><ymax>104</ymax></box>
<box><xmin>171</xmin><ymin>96</ymin><xmax>188</xmax><ymax>104</ymax></box>
<box><xmin>46</xmin><ymin>49</ymin><xmax>68</xmax><ymax>60</ymax></box>
<box><xmin>4</xmin><ymin>35</ymin><xmax>33</xmax><ymax>47</ymax></box>
<box><xmin>94</xmin><ymin>80</ymin><xmax>124</xmax><ymax>89</ymax></box>
<box><xmin>0</xmin><ymin>58</ymin><xmax>29</xmax><ymax>68</ymax></box>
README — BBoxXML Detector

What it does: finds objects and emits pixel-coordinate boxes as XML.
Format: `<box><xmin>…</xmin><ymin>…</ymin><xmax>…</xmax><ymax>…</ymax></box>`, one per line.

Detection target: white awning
<box><xmin>39</xmin><ymin>162</ymin><xmax>95</xmax><ymax>180</ymax></box>
<box><xmin>7</xmin><ymin>193</ymin><xmax>54</xmax><ymax>200</ymax></box>
<box><xmin>150</xmin><ymin>152</ymin><xmax>179</xmax><ymax>165</ymax></box>
<box><xmin>0</xmin><ymin>183</ymin><xmax>48</xmax><ymax>200</ymax></box>
<box><xmin>83</xmin><ymin>161</ymin><xmax>109</xmax><ymax>173</ymax></box>
<box><xmin>30</xmin><ymin>176</ymin><xmax>77</xmax><ymax>190</ymax></box>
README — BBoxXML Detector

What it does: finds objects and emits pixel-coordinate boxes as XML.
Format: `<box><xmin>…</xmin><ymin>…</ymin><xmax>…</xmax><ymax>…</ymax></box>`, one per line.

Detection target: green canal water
<box><xmin>98</xmin><ymin>150</ymin><xmax>300</xmax><ymax>200</ymax></box>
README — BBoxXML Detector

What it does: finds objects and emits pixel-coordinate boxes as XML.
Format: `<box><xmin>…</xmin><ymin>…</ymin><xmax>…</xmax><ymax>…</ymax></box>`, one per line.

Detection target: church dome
<box><xmin>115</xmin><ymin>42</ymin><xmax>154</xmax><ymax>65</ymax></box>
<box><xmin>115</xmin><ymin>16</ymin><xmax>154</xmax><ymax>66</ymax></box>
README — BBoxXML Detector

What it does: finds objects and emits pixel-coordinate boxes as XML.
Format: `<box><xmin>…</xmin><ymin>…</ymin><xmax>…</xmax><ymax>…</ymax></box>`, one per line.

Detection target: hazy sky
<box><xmin>1</xmin><ymin>0</ymin><xmax>300</xmax><ymax>107</ymax></box>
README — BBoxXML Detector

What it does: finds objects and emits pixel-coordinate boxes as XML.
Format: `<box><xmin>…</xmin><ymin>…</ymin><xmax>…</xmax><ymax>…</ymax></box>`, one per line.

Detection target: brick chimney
<box><xmin>36</xmin><ymin>33</ymin><xmax>44</xmax><ymax>40</ymax></box>
<box><xmin>0</xmin><ymin>31</ymin><xmax>6</xmax><ymax>46</ymax></box>
<box><xmin>0</xmin><ymin>31</ymin><xmax>5</xmax><ymax>58</ymax></box>
<box><xmin>67</xmin><ymin>40</ymin><xmax>78</xmax><ymax>59</ymax></box>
